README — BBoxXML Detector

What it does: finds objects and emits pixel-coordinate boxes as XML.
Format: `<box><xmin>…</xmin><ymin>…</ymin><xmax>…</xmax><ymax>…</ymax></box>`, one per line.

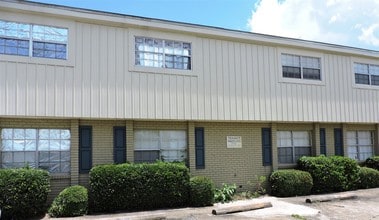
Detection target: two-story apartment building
<box><xmin>1</xmin><ymin>0</ymin><xmax>379</xmax><ymax>197</ymax></box>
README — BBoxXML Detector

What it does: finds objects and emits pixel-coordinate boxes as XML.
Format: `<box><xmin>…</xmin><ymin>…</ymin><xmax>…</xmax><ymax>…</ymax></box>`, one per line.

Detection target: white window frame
<box><xmin>347</xmin><ymin>130</ymin><xmax>374</xmax><ymax>161</ymax></box>
<box><xmin>278</xmin><ymin>48</ymin><xmax>325</xmax><ymax>86</ymax></box>
<box><xmin>0</xmin><ymin>19</ymin><xmax>68</xmax><ymax>60</ymax></box>
<box><xmin>134</xmin><ymin>130</ymin><xmax>187</xmax><ymax>163</ymax></box>
<box><xmin>1</xmin><ymin>128</ymin><xmax>71</xmax><ymax>174</ymax></box>
<box><xmin>277</xmin><ymin>131</ymin><xmax>312</xmax><ymax>164</ymax></box>
<box><xmin>135</xmin><ymin>36</ymin><xmax>191</xmax><ymax>70</ymax></box>
<box><xmin>354</xmin><ymin>62</ymin><xmax>379</xmax><ymax>86</ymax></box>
<box><xmin>128</xmin><ymin>29</ymin><xmax>197</xmax><ymax>76</ymax></box>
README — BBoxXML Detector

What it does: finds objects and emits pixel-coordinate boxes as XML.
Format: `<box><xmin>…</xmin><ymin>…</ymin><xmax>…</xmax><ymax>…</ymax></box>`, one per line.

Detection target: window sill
<box><xmin>279</xmin><ymin>77</ymin><xmax>325</xmax><ymax>86</ymax></box>
<box><xmin>352</xmin><ymin>84</ymin><xmax>379</xmax><ymax>90</ymax></box>
<box><xmin>278</xmin><ymin>163</ymin><xmax>297</xmax><ymax>169</ymax></box>
<box><xmin>129</xmin><ymin>65</ymin><xmax>197</xmax><ymax>77</ymax></box>
<box><xmin>50</xmin><ymin>174</ymin><xmax>70</xmax><ymax>179</ymax></box>
<box><xmin>0</xmin><ymin>53</ymin><xmax>74</xmax><ymax>67</ymax></box>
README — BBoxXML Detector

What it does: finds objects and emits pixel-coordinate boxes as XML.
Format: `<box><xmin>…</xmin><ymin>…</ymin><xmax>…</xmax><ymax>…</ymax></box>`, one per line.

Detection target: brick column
<box><xmin>187</xmin><ymin>121</ymin><xmax>195</xmax><ymax>172</ymax></box>
<box><xmin>313</xmin><ymin>123</ymin><xmax>320</xmax><ymax>156</ymax></box>
<box><xmin>70</xmin><ymin>119</ymin><xmax>79</xmax><ymax>185</ymax></box>
<box><xmin>271</xmin><ymin>123</ymin><xmax>278</xmax><ymax>170</ymax></box>
<box><xmin>126</xmin><ymin>120</ymin><xmax>134</xmax><ymax>162</ymax></box>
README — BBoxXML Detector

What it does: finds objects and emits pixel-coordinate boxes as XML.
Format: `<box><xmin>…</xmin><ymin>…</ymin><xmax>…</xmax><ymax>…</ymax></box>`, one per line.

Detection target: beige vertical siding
<box><xmin>1</xmin><ymin>8</ymin><xmax>379</xmax><ymax>123</ymax></box>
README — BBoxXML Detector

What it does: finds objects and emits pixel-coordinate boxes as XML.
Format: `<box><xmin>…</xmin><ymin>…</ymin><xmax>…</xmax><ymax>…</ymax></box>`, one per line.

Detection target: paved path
<box><xmin>45</xmin><ymin>188</ymin><xmax>379</xmax><ymax>220</ymax></box>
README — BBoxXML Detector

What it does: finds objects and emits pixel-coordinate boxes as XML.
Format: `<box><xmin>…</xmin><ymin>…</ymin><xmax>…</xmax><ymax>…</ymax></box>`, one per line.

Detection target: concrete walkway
<box><xmin>45</xmin><ymin>188</ymin><xmax>379</xmax><ymax>220</ymax></box>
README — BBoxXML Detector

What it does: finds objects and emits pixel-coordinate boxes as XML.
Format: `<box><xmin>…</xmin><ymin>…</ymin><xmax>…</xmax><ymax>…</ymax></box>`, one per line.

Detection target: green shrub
<box><xmin>89</xmin><ymin>161</ymin><xmax>190</xmax><ymax>213</ymax></box>
<box><xmin>189</xmin><ymin>176</ymin><xmax>215</xmax><ymax>207</ymax></box>
<box><xmin>269</xmin><ymin>169</ymin><xmax>313</xmax><ymax>197</ymax></box>
<box><xmin>358</xmin><ymin>167</ymin><xmax>379</xmax><ymax>189</ymax></box>
<box><xmin>0</xmin><ymin>167</ymin><xmax>50</xmax><ymax>219</ymax></box>
<box><xmin>298</xmin><ymin>156</ymin><xmax>360</xmax><ymax>193</ymax></box>
<box><xmin>48</xmin><ymin>185</ymin><xmax>88</xmax><ymax>217</ymax></box>
<box><xmin>364</xmin><ymin>156</ymin><xmax>379</xmax><ymax>170</ymax></box>
<box><xmin>214</xmin><ymin>183</ymin><xmax>237</xmax><ymax>203</ymax></box>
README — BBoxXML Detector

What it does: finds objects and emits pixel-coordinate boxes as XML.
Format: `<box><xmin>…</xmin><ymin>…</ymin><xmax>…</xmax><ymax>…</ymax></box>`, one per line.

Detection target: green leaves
<box><xmin>48</xmin><ymin>185</ymin><xmax>88</xmax><ymax>217</ymax></box>
<box><xmin>88</xmin><ymin>161</ymin><xmax>190</xmax><ymax>213</ymax></box>
<box><xmin>270</xmin><ymin>169</ymin><xmax>313</xmax><ymax>197</ymax></box>
<box><xmin>214</xmin><ymin>183</ymin><xmax>237</xmax><ymax>203</ymax></box>
<box><xmin>0</xmin><ymin>168</ymin><xmax>50</xmax><ymax>219</ymax></box>
<box><xmin>189</xmin><ymin>176</ymin><xmax>215</xmax><ymax>207</ymax></box>
<box><xmin>298</xmin><ymin>156</ymin><xmax>360</xmax><ymax>193</ymax></box>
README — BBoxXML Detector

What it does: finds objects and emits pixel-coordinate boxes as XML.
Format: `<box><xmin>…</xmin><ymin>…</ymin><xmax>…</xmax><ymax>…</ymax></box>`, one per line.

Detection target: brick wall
<box><xmin>1</xmin><ymin>118</ymin><xmax>378</xmax><ymax>201</ymax></box>
<box><xmin>190</xmin><ymin>122</ymin><xmax>272</xmax><ymax>191</ymax></box>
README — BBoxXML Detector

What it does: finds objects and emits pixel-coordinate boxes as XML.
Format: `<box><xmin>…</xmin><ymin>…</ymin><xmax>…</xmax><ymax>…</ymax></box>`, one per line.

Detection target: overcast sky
<box><xmin>31</xmin><ymin>0</ymin><xmax>379</xmax><ymax>51</ymax></box>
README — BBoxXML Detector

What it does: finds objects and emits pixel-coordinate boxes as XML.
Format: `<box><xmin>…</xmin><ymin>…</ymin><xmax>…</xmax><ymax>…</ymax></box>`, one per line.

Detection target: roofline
<box><xmin>2</xmin><ymin>0</ymin><xmax>379</xmax><ymax>58</ymax></box>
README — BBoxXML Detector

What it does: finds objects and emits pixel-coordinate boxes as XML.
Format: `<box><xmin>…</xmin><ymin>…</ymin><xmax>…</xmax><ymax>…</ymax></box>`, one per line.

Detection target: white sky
<box><xmin>248</xmin><ymin>0</ymin><xmax>379</xmax><ymax>50</ymax></box>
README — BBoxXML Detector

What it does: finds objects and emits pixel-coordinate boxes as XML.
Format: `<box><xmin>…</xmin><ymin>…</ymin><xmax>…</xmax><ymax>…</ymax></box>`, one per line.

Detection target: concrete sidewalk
<box><xmin>45</xmin><ymin>188</ymin><xmax>379</xmax><ymax>220</ymax></box>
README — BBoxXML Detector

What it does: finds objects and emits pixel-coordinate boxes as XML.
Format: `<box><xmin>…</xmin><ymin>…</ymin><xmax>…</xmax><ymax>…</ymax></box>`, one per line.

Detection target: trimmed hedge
<box><xmin>298</xmin><ymin>156</ymin><xmax>360</xmax><ymax>193</ymax></box>
<box><xmin>48</xmin><ymin>185</ymin><xmax>88</xmax><ymax>217</ymax></box>
<box><xmin>270</xmin><ymin>169</ymin><xmax>313</xmax><ymax>197</ymax></box>
<box><xmin>89</xmin><ymin>161</ymin><xmax>190</xmax><ymax>213</ymax></box>
<box><xmin>0</xmin><ymin>167</ymin><xmax>50</xmax><ymax>219</ymax></box>
<box><xmin>358</xmin><ymin>167</ymin><xmax>379</xmax><ymax>189</ymax></box>
<box><xmin>364</xmin><ymin>156</ymin><xmax>379</xmax><ymax>171</ymax></box>
<box><xmin>189</xmin><ymin>176</ymin><xmax>215</xmax><ymax>207</ymax></box>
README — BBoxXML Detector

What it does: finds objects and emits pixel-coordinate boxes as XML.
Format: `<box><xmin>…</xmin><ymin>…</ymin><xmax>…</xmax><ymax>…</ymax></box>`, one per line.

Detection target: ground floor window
<box><xmin>347</xmin><ymin>131</ymin><xmax>373</xmax><ymax>161</ymax></box>
<box><xmin>134</xmin><ymin>130</ymin><xmax>187</xmax><ymax>163</ymax></box>
<box><xmin>1</xmin><ymin>128</ymin><xmax>70</xmax><ymax>173</ymax></box>
<box><xmin>277</xmin><ymin>131</ymin><xmax>311</xmax><ymax>164</ymax></box>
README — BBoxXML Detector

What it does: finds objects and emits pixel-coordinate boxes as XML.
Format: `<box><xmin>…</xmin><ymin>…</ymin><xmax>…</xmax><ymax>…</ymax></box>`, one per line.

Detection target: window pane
<box><xmin>2</xmin><ymin>140</ymin><xmax>13</xmax><ymax>151</ymax></box>
<box><xmin>14</xmin><ymin>129</ymin><xmax>25</xmax><ymax>139</ymax></box>
<box><xmin>348</xmin><ymin>146</ymin><xmax>358</xmax><ymax>160</ymax></box>
<box><xmin>134</xmin><ymin>150</ymin><xmax>160</xmax><ymax>163</ymax></box>
<box><xmin>283</xmin><ymin>66</ymin><xmax>301</xmax><ymax>78</ymax></box>
<box><xmin>355</xmin><ymin>73</ymin><xmax>370</xmax><ymax>85</ymax></box>
<box><xmin>303</xmin><ymin>68</ymin><xmax>321</xmax><ymax>80</ymax></box>
<box><xmin>301</xmin><ymin>56</ymin><xmax>320</xmax><ymax>69</ymax></box>
<box><xmin>25</xmin><ymin>140</ymin><xmax>36</xmax><ymax>151</ymax></box>
<box><xmin>2</xmin><ymin>152</ymin><xmax>13</xmax><ymax>163</ymax></box>
<box><xmin>50</xmin><ymin>140</ymin><xmax>61</xmax><ymax>150</ymax></box>
<box><xmin>25</xmin><ymin>152</ymin><xmax>36</xmax><ymax>162</ymax></box>
<box><xmin>293</xmin><ymin>131</ymin><xmax>310</xmax><ymax>147</ymax></box>
<box><xmin>38</xmin><ymin>140</ymin><xmax>49</xmax><ymax>151</ymax></box>
<box><xmin>278</xmin><ymin>147</ymin><xmax>293</xmax><ymax>164</ymax></box>
<box><xmin>354</xmin><ymin>63</ymin><xmax>369</xmax><ymax>74</ymax></box>
<box><xmin>134</xmin><ymin>130</ymin><xmax>160</xmax><ymax>150</ymax></box>
<box><xmin>281</xmin><ymin>54</ymin><xmax>300</xmax><ymax>67</ymax></box>
<box><xmin>25</xmin><ymin>129</ymin><xmax>37</xmax><ymax>139</ymax></box>
<box><xmin>39</xmin><ymin>129</ymin><xmax>50</xmax><ymax>139</ymax></box>
<box><xmin>13</xmin><ymin>140</ymin><xmax>25</xmax><ymax>151</ymax></box>
<box><xmin>2</xmin><ymin>129</ymin><xmax>13</xmax><ymax>139</ymax></box>
<box><xmin>13</xmin><ymin>152</ymin><xmax>24</xmax><ymax>163</ymax></box>
<box><xmin>371</xmin><ymin>75</ymin><xmax>379</xmax><ymax>86</ymax></box>
<box><xmin>277</xmin><ymin>131</ymin><xmax>291</xmax><ymax>147</ymax></box>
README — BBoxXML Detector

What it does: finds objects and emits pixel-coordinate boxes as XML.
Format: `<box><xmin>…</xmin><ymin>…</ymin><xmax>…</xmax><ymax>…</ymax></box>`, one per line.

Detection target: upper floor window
<box><xmin>354</xmin><ymin>63</ymin><xmax>379</xmax><ymax>86</ymax></box>
<box><xmin>281</xmin><ymin>54</ymin><xmax>321</xmax><ymax>80</ymax></box>
<box><xmin>0</xmin><ymin>20</ymin><xmax>68</xmax><ymax>60</ymax></box>
<box><xmin>135</xmin><ymin>37</ymin><xmax>191</xmax><ymax>70</ymax></box>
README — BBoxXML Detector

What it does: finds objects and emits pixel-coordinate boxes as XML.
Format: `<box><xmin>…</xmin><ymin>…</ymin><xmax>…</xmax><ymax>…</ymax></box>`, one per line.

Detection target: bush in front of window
<box><xmin>88</xmin><ymin>161</ymin><xmax>190</xmax><ymax>213</ymax></box>
<box><xmin>364</xmin><ymin>156</ymin><xmax>379</xmax><ymax>170</ymax></box>
<box><xmin>189</xmin><ymin>176</ymin><xmax>215</xmax><ymax>207</ymax></box>
<box><xmin>269</xmin><ymin>169</ymin><xmax>313</xmax><ymax>197</ymax></box>
<box><xmin>0</xmin><ymin>167</ymin><xmax>50</xmax><ymax>219</ymax></box>
<box><xmin>48</xmin><ymin>185</ymin><xmax>88</xmax><ymax>217</ymax></box>
<box><xmin>357</xmin><ymin>167</ymin><xmax>379</xmax><ymax>189</ymax></box>
<box><xmin>298</xmin><ymin>156</ymin><xmax>360</xmax><ymax>194</ymax></box>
